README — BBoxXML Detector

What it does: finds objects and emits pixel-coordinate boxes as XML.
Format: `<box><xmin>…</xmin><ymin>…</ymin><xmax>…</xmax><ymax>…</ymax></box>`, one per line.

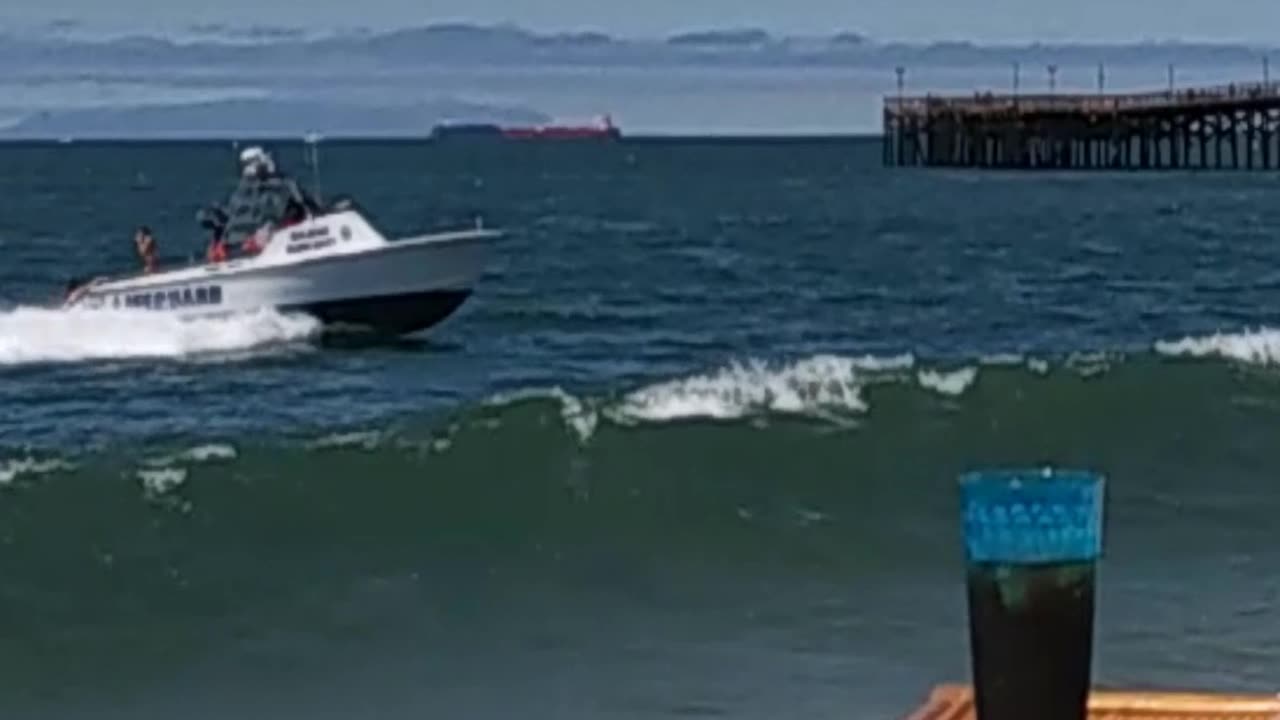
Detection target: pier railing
<box><xmin>885</xmin><ymin>80</ymin><xmax>1280</xmax><ymax>117</ymax></box>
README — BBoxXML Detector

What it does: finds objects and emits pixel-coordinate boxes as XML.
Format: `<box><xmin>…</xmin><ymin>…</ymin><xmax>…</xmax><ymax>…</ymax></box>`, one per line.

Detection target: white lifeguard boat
<box><xmin>63</xmin><ymin>146</ymin><xmax>501</xmax><ymax>336</ymax></box>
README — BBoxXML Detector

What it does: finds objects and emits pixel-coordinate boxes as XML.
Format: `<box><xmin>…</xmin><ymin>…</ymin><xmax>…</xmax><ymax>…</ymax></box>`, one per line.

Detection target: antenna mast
<box><xmin>304</xmin><ymin>132</ymin><xmax>322</xmax><ymax>205</ymax></box>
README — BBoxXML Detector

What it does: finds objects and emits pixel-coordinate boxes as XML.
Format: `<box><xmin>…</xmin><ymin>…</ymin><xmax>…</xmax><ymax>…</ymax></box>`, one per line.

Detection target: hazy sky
<box><xmin>3</xmin><ymin>0</ymin><xmax>1280</xmax><ymax>43</ymax></box>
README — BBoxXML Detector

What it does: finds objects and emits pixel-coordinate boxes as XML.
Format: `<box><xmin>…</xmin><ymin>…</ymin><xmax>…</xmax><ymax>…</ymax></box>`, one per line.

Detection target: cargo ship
<box><xmin>431</xmin><ymin>115</ymin><xmax>621</xmax><ymax>142</ymax></box>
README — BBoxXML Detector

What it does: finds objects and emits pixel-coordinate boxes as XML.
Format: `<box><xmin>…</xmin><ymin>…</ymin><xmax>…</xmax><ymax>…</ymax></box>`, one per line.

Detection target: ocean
<box><xmin>2</xmin><ymin>138</ymin><xmax>1280</xmax><ymax>719</ymax></box>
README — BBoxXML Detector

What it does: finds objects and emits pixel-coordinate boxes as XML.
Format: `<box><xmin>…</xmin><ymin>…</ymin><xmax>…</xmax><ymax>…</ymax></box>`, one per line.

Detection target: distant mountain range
<box><xmin>2</xmin><ymin>23</ymin><xmax>1275</xmax><ymax>70</ymax></box>
<box><xmin>1</xmin><ymin>99</ymin><xmax>550</xmax><ymax>140</ymax></box>
<box><xmin>1</xmin><ymin>23</ymin><xmax>1273</xmax><ymax>139</ymax></box>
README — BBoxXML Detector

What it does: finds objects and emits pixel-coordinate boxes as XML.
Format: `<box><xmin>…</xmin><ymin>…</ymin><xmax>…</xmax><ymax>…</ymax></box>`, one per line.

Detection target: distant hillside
<box><xmin>0</xmin><ymin>98</ymin><xmax>550</xmax><ymax>140</ymax></box>
<box><xmin>3</xmin><ymin>22</ymin><xmax>1274</xmax><ymax>138</ymax></box>
<box><xmin>667</xmin><ymin>29</ymin><xmax>774</xmax><ymax>48</ymax></box>
<box><xmin>1</xmin><ymin>23</ymin><xmax>1273</xmax><ymax>70</ymax></box>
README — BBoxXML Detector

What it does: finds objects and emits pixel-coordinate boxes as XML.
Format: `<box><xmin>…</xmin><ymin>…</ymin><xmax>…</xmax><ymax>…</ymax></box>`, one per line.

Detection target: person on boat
<box><xmin>206</xmin><ymin>231</ymin><xmax>228</xmax><ymax>263</ymax></box>
<box><xmin>239</xmin><ymin>146</ymin><xmax>309</xmax><ymax>205</ymax></box>
<box><xmin>134</xmin><ymin>226</ymin><xmax>157</xmax><ymax>273</ymax></box>
<box><xmin>240</xmin><ymin>225</ymin><xmax>267</xmax><ymax>256</ymax></box>
<box><xmin>240</xmin><ymin>146</ymin><xmax>275</xmax><ymax>180</ymax></box>
<box><xmin>198</xmin><ymin>205</ymin><xmax>230</xmax><ymax>264</ymax></box>
<box><xmin>280</xmin><ymin>195</ymin><xmax>309</xmax><ymax>227</ymax></box>
<box><xmin>228</xmin><ymin>146</ymin><xmax>319</xmax><ymax>248</ymax></box>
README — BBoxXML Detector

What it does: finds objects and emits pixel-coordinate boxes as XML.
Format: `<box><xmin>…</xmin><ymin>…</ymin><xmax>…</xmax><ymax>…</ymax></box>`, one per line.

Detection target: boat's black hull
<box><xmin>287</xmin><ymin>289</ymin><xmax>473</xmax><ymax>336</ymax></box>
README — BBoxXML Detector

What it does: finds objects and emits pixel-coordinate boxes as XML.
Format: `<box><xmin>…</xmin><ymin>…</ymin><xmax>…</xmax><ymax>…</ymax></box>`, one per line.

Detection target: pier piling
<box><xmin>883</xmin><ymin>81</ymin><xmax>1280</xmax><ymax>170</ymax></box>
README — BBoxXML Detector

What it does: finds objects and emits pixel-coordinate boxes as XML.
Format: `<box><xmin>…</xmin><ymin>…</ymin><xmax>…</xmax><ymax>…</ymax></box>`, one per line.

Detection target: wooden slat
<box><xmin>904</xmin><ymin>684</ymin><xmax>1280</xmax><ymax>720</ymax></box>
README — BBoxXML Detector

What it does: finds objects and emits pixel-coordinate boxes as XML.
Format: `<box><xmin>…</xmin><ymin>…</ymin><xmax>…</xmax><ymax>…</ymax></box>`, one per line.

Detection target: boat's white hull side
<box><xmin>66</xmin><ymin>210</ymin><xmax>499</xmax><ymax>335</ymax></box>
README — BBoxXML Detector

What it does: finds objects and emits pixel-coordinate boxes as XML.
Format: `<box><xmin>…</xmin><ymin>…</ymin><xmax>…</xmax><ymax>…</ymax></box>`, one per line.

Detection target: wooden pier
<box><xmin>883</xmin><ymin>81</ymin><xmax>1280</xmax><ymax>170</ymax></box>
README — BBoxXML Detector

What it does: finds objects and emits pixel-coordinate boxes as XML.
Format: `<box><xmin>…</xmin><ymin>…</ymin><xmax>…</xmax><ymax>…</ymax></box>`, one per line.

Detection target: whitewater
<box><xmin>5</xmin><ymin>322</ymin><xmax>1279</xmax><ymax>498</ymax></box>
<box><xmin>0</xmin><ymin>305</ymin><xmax>322</xmax><ymax>365</ymax></box>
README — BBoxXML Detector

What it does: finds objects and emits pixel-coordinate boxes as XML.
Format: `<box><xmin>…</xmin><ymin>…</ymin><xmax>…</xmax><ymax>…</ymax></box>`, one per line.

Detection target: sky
<box><xmin>4</xmin><ymin>0</ymin><xmax>1280</xmax><ymax>44</ymax></box>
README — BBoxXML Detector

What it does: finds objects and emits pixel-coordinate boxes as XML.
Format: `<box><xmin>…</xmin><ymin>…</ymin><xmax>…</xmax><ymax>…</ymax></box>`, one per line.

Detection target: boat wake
<box><xmin>0</xmin><ymin>305</ymin><xmax>321</xmax><ymax>365</ymax></box>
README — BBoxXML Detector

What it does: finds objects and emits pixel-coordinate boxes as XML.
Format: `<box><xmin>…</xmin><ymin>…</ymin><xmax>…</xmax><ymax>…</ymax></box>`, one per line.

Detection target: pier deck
<box><xmin>883</xmin><ymin>81</ymin><xmax>1280</xmax><ymax>170</ymax></box>
<box><xmin>904</xmin><ymin>683</ymin><xmax>1280</xmax><ymax>719</ymax></box>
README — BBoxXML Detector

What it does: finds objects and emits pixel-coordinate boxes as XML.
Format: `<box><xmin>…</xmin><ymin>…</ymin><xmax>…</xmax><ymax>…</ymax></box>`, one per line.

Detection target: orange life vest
<box><xmin>207</xmin><ymin>239</ymin><xmax>228</xmax><ymax>263</ymax></box>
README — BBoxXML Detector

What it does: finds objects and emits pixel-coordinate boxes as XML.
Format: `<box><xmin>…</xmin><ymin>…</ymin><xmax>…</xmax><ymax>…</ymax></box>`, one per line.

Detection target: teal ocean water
<box><xmin>2</xmin><ymin>139</ymin><xmax>1280</xmax><ymax>718</ymax></box>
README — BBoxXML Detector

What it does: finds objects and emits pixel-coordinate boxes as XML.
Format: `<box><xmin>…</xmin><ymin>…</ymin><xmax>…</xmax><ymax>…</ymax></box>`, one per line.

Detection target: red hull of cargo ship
<box><xmin>500</xmin><ymin>116</ymin><xmax>621</xmax><ymax>141</ymax></box>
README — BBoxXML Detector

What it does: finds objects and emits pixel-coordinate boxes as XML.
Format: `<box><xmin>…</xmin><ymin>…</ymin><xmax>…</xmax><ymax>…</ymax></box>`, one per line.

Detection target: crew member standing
<box><xmin>134</xmin><ymin>226</ymin><xmax>158</xmax><ymax>273</ymax></box>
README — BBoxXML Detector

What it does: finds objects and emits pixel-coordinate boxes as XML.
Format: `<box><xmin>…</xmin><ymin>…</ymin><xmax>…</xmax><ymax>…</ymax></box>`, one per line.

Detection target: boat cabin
<box><xmin>205</xmin><ymin>147</ymin><xmax>322</xmax><ymax>248</ymax></box>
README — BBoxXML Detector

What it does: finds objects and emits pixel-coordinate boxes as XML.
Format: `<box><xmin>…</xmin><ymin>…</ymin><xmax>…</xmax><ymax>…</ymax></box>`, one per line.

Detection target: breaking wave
<box><xmin>611</xmin><ymin>354</ymin><xmax>910</xmax><ymax>422</ymax></box>
<box><xmin>611</xmin><ymin>327</ymin><xmax>1280</xmax><ymax>427</ymax></box>
<box><xmin>479</xmin><ymin>354</ymin><xmax>984</xmax><ymax>444</ymax></box>
<box><xmin>1154</xmin><ymin>327</ymin><xmax>1280</xmax><ymax>366</ymax></box>
<box><xmin>0</xmin><ymin>456</ymin><xmax>74</xmax><ymax>485</ymax></box>
<box><xmin>0</xmin><ymin>306</ymin><xmax>321</xmax><ymax>365</ymax></box>
<box><xmin>470</xmin><ymin>336</ymin><xmax>1280</xmax><ymax>444</ymax></box>
<box><xmin>4</xmin><ymin>339</ymin><xmax>1280</xmax><ymax>514</ymax></box>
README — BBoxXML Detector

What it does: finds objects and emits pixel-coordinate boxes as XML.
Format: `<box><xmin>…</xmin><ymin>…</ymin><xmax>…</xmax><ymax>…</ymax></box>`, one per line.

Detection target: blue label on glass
<box><xmin>959</xmin><ymin>468</ymin><xmax>1105</xmax><ymax>564</ymax></box>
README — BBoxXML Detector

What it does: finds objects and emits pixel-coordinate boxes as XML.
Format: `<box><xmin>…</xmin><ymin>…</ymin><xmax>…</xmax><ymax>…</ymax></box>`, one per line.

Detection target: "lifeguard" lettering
<box><xmin>116</xmin><ymin>284</ymin><xmax>223</xmax><ymax>309</ymax></box>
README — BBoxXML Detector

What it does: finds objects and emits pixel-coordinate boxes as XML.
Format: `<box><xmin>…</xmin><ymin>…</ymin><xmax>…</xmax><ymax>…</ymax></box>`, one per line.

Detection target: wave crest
<box><xmin>613</xmin><ymin>354</ymin><xmax>901</xmax><ymax>422</ymax></box>
<box><xmin>1155</xmin><ymin>328</ymin><xmax>1280</xmax><ymax>366</ymax></box>
<box><xmin>0</xmin><ymin>457</ymin><xmax>75</xmax><ymax>485</ymax></box>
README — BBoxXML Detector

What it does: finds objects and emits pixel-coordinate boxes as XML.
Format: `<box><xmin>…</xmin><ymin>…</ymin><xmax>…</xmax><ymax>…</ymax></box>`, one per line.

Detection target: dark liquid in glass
<box><xmin>966</xmin><ymin>562</ymin><xmax>1096</xmax><ymax>720</ymax></box>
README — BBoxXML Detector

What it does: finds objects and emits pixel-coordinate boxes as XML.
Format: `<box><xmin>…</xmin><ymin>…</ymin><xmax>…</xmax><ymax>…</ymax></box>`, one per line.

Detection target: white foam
<box><xmin>0</xmin><ymin>457</ymin><xmax>74</xmax><ymax>485</ymax></box>
<box><xmin>1155</xmin><ymin>328</ymin><xmax>1280</xmax><ymax>366</ymax></box>
<box><xmin>145</xmin><ymin>443</ymin><xmax>238</xmax><ymax>468</ymax></box>
<box><xmin>306</xmin><ymin>431</ymin><xmax>383</xmax><ymax>451</ymax></box>
<box><xmin>486</xmin><ymin>387</ymin><xmax>599</xmax><ymax>443</ymax></box>
<box><xmin>613</xmin><ymin>354</ymin><xmax>883</xmax><ymax>422</ymax></box>
<box><xmin>793</xmin><ymin>507</ymin><xmax>829</xmax><ymax>527</ymax></box>
<box><xmin>555</xmin><ymin>389</ymin><xmax>599</xmax><ymax>444</ymax></box>
<box><xmin>181</xmin><ymin>444</ymin><xmax>238</xmax><ymax>463</ymax></box>
<box><xmin>0</xmin><ymin>306</ymin><xmax>320</xmax><ymax>365</ymax></box>
<box><xmin>137</xmin><ymin>467</ymin><xmax>188</xmax><ymax>495</ymax></box>
<box><xmin>1026</xmin><ymin>358</ymin><xmax>1051</xmax><ymax>375</ymax></box>
<box><xmin>917</xmin><ymin>367</ymin><xmax>979</xmax><ymax>396</ymax></box>
<box><xmin>980</xmin><ymin>352</ymin><xmax>1059</xmax><ymax>377</ymax></box>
